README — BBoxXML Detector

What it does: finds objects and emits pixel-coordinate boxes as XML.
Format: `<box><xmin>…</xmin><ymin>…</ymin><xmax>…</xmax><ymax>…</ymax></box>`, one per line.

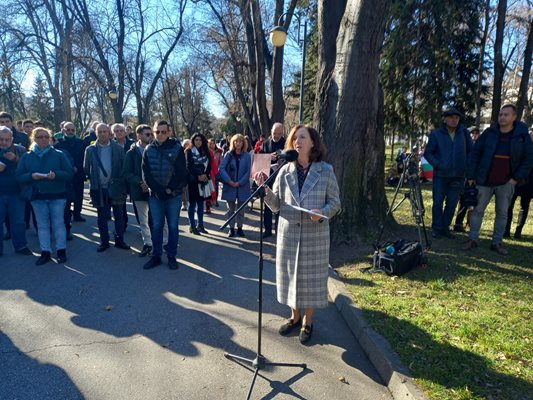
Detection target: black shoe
<box><xmin>144</xmin><ymin>256</ymin><xmax>162</xmax><ymax>270</ymax></box>
<box><xmin>279</xmin><ymin>318</ymin><xmax>302</xmax><ymax>335</ymax></box>
<box><xmin>490</xmin><ymin>243</ymin><xmax>508</xmax><ymax>256</ymax></box>
<box><xmin>189</xmin><ymin>226</ymin><xmax>201</xmax><ymax>235</ymax></box>
<box><xmin>236</xmin><ymin>228</ymin><xmax>245</xmax><ymax>237</ymax></box>
<box><xmin>168</xmin><ymin>258</ymin><xmax>179</xmax><ymax>270</ymax></box>
<box><xmin>73</xmin><ymin>215</ymin><xmax>86</xmax><ymax>222</ymax></box>
<box><xmin>197</xmin><ymin>225</ymin><xmax>208</xmax><ymax>234</ymax></box>
<box><xmin>15</xmin><ymin>247</ymin><xmax>32</xmax><ymax>256</ymax></box>
<box><xmin>36</xmin><ymin>251</ymin><xmax>51</xmax><ymax>266</ymax></box>
<box><xmin>262</xmin><ymin>231</ymin><xmax>272</xmax><ymax>239</ymax></box>
<box><xmin>97</xmin><ymin>242</ymin><xmax>110</xmax><ymax>253</ymax></box>
<box><xmin>57</xmin><ymin>249</ymin><xmax>67</xmax><ymax>263</ymax></box>
<box><xmin>442</xmin><ymin>229</ymin><xmax>455</xmax><ymax>239</ymax></box>
<box><xmin>115</xmin><ymin>240</ymin><xmax>131</xmax><ymax>250</ymax></box>
<box><xmin>453</xmin><ymin>224</ymin><xmax>465</xmax><ymax>233</ymax></box>
<box><xmin>514</xmin><ymin>227</ymin><xmax>523</xmax><ymax>239</ymax></box>
<box><xmin>299</xmin><ymin>324</ymin><xmax>313</xmax><ymax>344</ymax></box>
<box><xmin>228</xmin><ymin>228</ymin><xmax>235</xmax><ymax>238</ymax></box>
<box><xmin>503</xmin><ymin>231</ymin><xmax>511</xmax><ymax>238</ymax></box>
<box><xmin>66</xmin><ymin>231</ymin><xmax>73</xmax><ymax>241</ymax></box>
<box><xmin>139</xmin><ymin>245</ymin><xmax>152</xmax><ymax>258</ymax></box>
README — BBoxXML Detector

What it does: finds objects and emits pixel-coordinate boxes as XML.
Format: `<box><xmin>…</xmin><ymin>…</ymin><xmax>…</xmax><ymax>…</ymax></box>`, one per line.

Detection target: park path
<box><xmin>0</xmin><ymin>192</ymin><xmax>392</xmax><ymax>400</ymax></box>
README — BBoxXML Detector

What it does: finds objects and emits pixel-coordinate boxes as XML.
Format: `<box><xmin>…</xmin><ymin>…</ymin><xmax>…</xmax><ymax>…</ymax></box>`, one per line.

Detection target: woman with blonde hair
<box><xmin>16</xmin><ymin>128</ymin><xmax>73</xmax><ymax>265</ymax></box>
<box><xmin>217</xmin><ymin>134</ymin><xmax>252</xmax><ymax>237</ymax></box>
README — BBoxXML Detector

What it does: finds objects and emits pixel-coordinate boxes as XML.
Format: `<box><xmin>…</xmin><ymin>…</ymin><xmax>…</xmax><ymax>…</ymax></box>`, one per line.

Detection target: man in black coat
<box><xmin>463</xmin><ymin>104</ymin><xmax>533</xmax><ymax>255</ymax></box>
<box><xmin>55</xmin><ymin>122</ymin><xmax>87</xmax><ymax>224</ymax></box>
<box><xmin>259</xmin><ymin>122</ymin><xmax>286</xmax><ymax>238</ymax></box>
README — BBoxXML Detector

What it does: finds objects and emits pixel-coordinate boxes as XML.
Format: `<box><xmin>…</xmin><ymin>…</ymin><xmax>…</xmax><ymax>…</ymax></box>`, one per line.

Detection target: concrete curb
<box><xmin>328</xmin><ymin>267</ymin><xmax>429</xmax><ymax>400</ymax></box>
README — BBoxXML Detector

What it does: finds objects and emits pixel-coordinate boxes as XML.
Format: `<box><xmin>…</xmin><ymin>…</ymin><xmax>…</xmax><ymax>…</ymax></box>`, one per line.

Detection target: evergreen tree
<box><xmin>28</xmin><ymin>77</ymin><xmax>54</xmax><ymax>129</ymax></box>
<box><xmin>381</xmin><ymin>0</ymin><xmax>485</xmax><ymax>142</ymax></box>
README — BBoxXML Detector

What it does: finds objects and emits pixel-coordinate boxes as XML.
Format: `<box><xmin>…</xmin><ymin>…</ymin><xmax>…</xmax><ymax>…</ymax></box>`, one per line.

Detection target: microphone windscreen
<box><xmin>280</xmin><ymin>149</ymin><xmax>298</xmax><ymax>161</ymax></box>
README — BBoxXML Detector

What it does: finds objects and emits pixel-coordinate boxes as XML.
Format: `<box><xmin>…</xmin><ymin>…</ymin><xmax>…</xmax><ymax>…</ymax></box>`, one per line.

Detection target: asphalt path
<box><xmin>0</xmin><ymin>194</ymin><xmax>392</xmax><ymax>400</ymax></box>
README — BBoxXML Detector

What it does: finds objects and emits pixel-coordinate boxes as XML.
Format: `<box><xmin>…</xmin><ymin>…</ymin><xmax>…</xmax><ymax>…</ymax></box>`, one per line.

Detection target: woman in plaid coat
<box><xmin>256</xmin><ymin>124</ymin><xmax>341</xmax><ymax>344</ymax></box>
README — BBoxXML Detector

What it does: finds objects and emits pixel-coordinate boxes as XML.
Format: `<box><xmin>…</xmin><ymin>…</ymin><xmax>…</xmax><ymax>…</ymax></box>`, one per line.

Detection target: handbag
<box><xmin>19</xmin><ymin>185</ymin><xmax>36</xmax><ymax>202</ymax></box>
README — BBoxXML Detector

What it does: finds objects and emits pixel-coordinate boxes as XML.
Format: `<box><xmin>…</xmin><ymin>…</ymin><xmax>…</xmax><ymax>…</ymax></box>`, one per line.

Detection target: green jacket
<box><xmin>123</xmin><ymin>142</ymin><xmax>149</xmax><ymax>201</ymax></box>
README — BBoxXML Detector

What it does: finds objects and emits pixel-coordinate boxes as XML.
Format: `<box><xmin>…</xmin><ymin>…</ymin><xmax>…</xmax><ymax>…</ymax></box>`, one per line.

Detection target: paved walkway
<box><xmin>0</xmin><ymin>194</ymin><xmax>392</xmax><ymax>400</ymax></box>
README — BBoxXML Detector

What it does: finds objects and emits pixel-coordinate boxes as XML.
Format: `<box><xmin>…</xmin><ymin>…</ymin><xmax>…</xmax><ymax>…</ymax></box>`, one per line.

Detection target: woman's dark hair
<box><xmin>189</xmin><ymin>132</ymin><xmax>209</xmax><ymax>156</ymax></box>
<box><xmin>285</xmin><ymin>124</ymin><xmax>326</xmax><ymax>162</ymax></box>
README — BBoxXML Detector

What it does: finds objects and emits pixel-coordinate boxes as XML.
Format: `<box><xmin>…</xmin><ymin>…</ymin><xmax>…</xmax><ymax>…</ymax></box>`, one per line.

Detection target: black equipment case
<box><xmin>372</xmin><ymin>241</ymin><xmax>423</xmax><ymax>276</ymax></box>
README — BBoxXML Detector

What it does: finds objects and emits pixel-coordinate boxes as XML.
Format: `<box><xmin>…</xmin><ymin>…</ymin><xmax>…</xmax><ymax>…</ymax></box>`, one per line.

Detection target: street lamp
<box><xmin>270</xmin><ymin>11</ymin><xmax>308</xmax><ymax>124</ymax></box>
<box><xmin>107</xmin><ymin>84</ymin><xmax>118</xmax><ymax>100</ymax></box>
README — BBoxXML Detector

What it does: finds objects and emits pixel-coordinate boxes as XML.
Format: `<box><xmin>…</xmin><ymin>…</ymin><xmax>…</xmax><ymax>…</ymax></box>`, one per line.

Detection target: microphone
<box><xmin>276</xmin><ymin>149</ymin><xmax>298</xmax><ymax>162</ymax></box>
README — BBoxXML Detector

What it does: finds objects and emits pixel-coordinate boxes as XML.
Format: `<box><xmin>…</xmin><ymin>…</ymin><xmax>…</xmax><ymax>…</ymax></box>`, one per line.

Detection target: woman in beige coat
<box><xmin>255</xmin><ymin>124</ymin><xmax>341</xmax><ymax>344</ymax></box>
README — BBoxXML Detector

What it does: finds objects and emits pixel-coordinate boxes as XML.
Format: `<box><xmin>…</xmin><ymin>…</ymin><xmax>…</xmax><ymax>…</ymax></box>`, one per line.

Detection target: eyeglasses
<box><xmin>143</xmin><ymin>132</ymin><xmax>153</xmax><ymax>137</ymax></box>
<box><xmin>35</xmin><ymin>135</ymin><xmax>50</xmax><ymax>139</ymax></box>
<box><xmin>65</xmin><ymin>129</ymin><xmax>75</xmax><ymax>132</ymax></box>
<box><xmin>155</xmin><ymin>130</ymin><xmax>168</xmax><ymax>135</ymax></box>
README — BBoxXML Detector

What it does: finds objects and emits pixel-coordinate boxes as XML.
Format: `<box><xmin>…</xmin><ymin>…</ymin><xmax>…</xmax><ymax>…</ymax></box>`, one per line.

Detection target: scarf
<box><xmin>191</xmin><ymin>146</ymin><xmax>208</xmax><ymax>173</ymax></box>
<box><xmin>31</xmin><ymin>143</ymin><xmax>52</xmax><ymax>158</ymax></box>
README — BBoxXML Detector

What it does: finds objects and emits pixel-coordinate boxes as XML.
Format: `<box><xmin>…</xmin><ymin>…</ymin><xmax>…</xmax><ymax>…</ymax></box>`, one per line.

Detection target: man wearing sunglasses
<box><xmin>142</xmin><ymin>120</ymin><xmax>187</xmax><ymax>270</ymax></box>
<box><xmin>124</xmin><ymin>124</ymin><xmax>154</xmax><ymax>258</ymax></box>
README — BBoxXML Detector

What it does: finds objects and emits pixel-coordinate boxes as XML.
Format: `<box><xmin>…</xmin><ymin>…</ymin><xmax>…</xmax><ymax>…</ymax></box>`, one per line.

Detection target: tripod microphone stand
<box><xmin>220</xmin><ymin>154</ymin><xmax>306</xmax><ymax>400</ymax></box>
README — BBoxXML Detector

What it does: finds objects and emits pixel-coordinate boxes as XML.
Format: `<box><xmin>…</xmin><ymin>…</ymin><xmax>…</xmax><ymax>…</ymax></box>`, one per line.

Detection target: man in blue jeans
<box><xmin>424</xmin><ymin>109</ymin><xmax>473</xmax><ymax>239</ymax></box>
<box><xmin>463</xmin><ymin>104</ymin><xmax>533</xmax><ymax>255</ymax></box>
<box><xmin>0</xmin><ymin>126</ymin><xmax>31</xmax><ymax>256</ymax></box>
<box><xmin>142</xmin><ymin>120</ymin><xmax>187</xmax><ymax>270</ymax></box>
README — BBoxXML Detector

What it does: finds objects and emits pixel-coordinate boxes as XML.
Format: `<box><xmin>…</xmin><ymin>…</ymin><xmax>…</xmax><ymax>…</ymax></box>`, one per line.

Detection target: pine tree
<box><xmin>28</xmin><ymin>77</ymin><xmax>54</xmax><ymax>129</ymax></box>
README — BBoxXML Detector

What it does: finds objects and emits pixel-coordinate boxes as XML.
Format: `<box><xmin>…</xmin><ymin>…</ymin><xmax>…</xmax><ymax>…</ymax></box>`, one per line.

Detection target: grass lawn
<box><xmin>337</xmin><ymin>183</ymin><xmax>532</xmax><ymax>400</ymax></box>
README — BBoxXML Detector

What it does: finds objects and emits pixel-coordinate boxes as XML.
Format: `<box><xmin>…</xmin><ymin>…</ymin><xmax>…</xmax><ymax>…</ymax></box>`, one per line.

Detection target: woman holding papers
<box><xmin>16</xmin><ymin>128</ymin><xmax>73</xmax><ymax>265</ymax></box>
<box><xmin>218</xmin><ymin>134</ymin><xmax>252</xmax><ymax>237</ymax></box>
<box><xmin>255</xmin><ymin>124</ymin><xmax>341</xmax><ymax>344</ymax></box>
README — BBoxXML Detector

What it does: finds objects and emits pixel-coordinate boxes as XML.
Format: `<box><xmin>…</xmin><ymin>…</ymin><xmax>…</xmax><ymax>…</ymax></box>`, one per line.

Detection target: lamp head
<box><xmin>269</xmin><ymin>26</ymin><xmax>287</xmax><ymax>47</ymax></box>
<box><xmin>108</xmin><ymin>89</ymin><xmax>118</xmax><ymax>100</ymax></box>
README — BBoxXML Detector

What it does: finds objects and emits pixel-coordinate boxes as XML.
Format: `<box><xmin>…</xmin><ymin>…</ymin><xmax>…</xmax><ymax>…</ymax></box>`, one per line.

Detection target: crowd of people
<box><xmin>2</xmin><ymin>103</ymin><xmax>532</xmax><ymax>343</ymax></box>
<box><xmin>422</xmin><ymin>104</ymin><xmax>533</xmax><ymax>255</ymax></box>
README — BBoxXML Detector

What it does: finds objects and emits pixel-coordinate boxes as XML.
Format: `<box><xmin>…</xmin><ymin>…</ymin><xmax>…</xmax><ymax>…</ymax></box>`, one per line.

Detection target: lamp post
<box><xmin>107</xmin><ymin>84</ymin><xmax>118</xmax><ymax>100</ymax></box>
<box><xmin>270</xmin><ymin>11</ymin><xmax>308</xmax><ymax>124</ymax></box>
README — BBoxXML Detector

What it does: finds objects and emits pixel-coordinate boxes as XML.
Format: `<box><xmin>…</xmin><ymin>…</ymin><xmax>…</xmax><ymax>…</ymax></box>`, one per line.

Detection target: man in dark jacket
<box><xmin>463</xmin><ymin>104</ymin><xmax>533</xmax><ymax>255</ymax></box>
<box><xmin>142</xmin><ymin>120</ymin><xmax>187</xmax><ymax>270</ymax></box>
<box><xmin>55</xmin><ymin>122</ymin><xmax>87</xmax><ymax>223</ymax></box>
<box><xmin>259</xmin><ymin>122</ymin><xmax>286</xmax><ymax>238</ymax></box>
<box><xmin>0</xmin><ymin>126</ymin><xmax>31</xmax><ymax>256</ymax></box>
<box><xmin>424</xmin><ymin>109</ymin><xmax>473</xmax><ymax>239</ymax></box>
<box><xmin>84</xmin><ymin>123</ymin><xmax>130</xmax><ymax>252</ymax></box>
<box><xmin>0</xmin><ymin>112</ymin><xmax>30</xmax><ymax>150</ymax></box>
<box><xmin>123</xmin><ymin>124</ymin><xmax>153</xmax><ymax>258</ymax></box>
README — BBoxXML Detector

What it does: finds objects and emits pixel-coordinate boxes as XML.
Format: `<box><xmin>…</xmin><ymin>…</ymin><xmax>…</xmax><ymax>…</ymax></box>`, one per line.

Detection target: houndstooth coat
<box><xmin>265</xmin><ymin>161</ymin><xmax>341</xmax><ymax>309</ymax></box>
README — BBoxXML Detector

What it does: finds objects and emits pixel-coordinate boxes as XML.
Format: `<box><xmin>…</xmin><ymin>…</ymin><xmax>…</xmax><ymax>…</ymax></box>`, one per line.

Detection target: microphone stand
<box><xmin>220</xmin><ymin>157</ymin><xmax>307</xmax><ymax>400</ymax></box>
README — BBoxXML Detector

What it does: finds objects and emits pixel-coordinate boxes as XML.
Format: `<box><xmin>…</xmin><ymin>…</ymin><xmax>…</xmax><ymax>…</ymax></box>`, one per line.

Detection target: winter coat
<box><xmin>185</xmin><ymin>148</ymin><xmax>212</xmax><ymax>202</ymax></box>
<box><xmin>218</xmin><ymin>151</ymin><xmax>252</xmax><ymax>202</ymax></box>
<box><xmin>264</xmin><ymin>161</ymin><xmax>341</xmax><ymax>309</ymax></box>
<box><xmin>467</xmin><ymin>121</ymin><xmax>533</xmax><ymax>186</ymax></box>
<box><xmin>55</xmin><ymin>136</ymin><xmax>87</xmax><ymax>182</ymax></box>
<box><xmin>142</xmin><ymin>138</ymin><xmax>187</xmax><ymax>200</ymax></box>
<box><xmin>123</xmin><ymin>143</ymin><xmax>149</xmax><ymax>201</ymax></box>
<box><xmin>84</xmin><ymin>141</ymin><xmax>126</xmax><ymax>207</ymax></box>
<box><xmin>16</xmin><ymin>147</ymin><xmax>73</xmax><ymax>199</ymax></box>
<box><xmin>424</xmin><ymin>123</ymin><xmax>473</xmax><ymax>178</ymax></box>
<box><xmin>0</xmin><ymin>144</ymin><xmax>25</xmax><ymax>195</ymax></box>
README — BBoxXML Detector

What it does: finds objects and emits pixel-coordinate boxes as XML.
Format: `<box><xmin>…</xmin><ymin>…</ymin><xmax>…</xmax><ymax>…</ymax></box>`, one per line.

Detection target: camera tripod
<box><xmin>374</xmin><ymin>153</ymin><xmax>431</xmax><ymax>264</ymax></box>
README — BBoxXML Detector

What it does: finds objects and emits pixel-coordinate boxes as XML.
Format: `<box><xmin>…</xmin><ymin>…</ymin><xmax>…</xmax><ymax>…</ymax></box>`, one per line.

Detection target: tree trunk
<box><xmin>491</xmin><ymin>0</ymin><xmax>507</xmax><ymax>122</ymax></box>
<box><xmin>315</xmin><ymin>0</ymin><xmax>389</xmax><ymax>244</ymax></box>
<box><xmin>475</xmin><ymin>0</ymin><xmax>490</xmax><ymax>127</ymax></box>
<box><xmin>516</xmin><ymin>17</ymin><xmax>533</xmax><ymax>121</ymax></box>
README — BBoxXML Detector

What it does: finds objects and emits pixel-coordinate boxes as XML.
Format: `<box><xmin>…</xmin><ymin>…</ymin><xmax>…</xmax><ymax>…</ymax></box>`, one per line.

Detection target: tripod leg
<box><xmin>246</xmin><ymin>369</ymin><xmax>260</xmax><ymax>400</ymax></box>
<box><xmin>224</xmin><ymin>352</ymin><xmax>254</xmax><ymax>366</ymax></box>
